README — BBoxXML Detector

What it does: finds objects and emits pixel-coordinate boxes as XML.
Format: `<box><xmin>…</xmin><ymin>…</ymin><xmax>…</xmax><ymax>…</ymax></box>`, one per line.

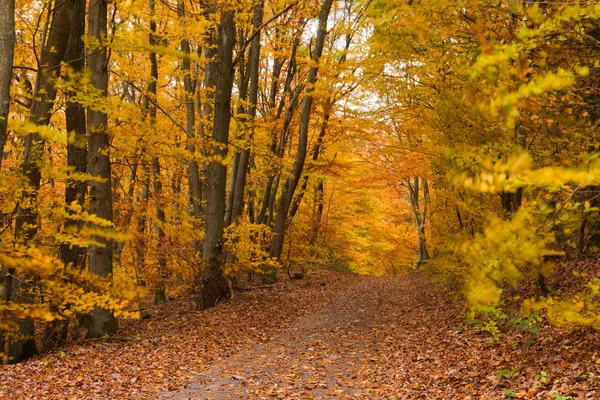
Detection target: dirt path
<box><xmin>160</xmin><ymin>273</ymin><xmax>600</xmax><ymax>400</ymax></box>
<box><xmin>3</xmin><ymin>271</ymin><xmax>598</xmax><ymax>399</ymax></box>
<box><xmin>161</xmin><ymin>275</ymin><xmax>464</xmax><ymax>399</ymax></box>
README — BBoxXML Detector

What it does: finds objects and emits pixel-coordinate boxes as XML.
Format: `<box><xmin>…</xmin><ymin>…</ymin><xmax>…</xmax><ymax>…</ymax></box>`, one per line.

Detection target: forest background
<box><xmin>0</xmin><ymin>0</ymin><xmax>599</xmax><ymax>366</ymax></box>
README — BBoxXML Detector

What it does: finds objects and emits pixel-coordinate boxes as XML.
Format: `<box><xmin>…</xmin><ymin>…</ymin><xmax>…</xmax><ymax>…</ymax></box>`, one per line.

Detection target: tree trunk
<box><xmin>153</xmin><ymin>157</ymin><xmax>167</xmax><ymax>303</ymax></box>
<box><xmin>59</xmin><ymin>0</ymin><xmax>87</xmax><ymax>270</ymax></box>
<box><xmin>86</xmin><ymin>0</ymin><xmax>118</xmax><ymax>338</ymax></box>
<box><xmin>0</xmin><ymin>0</ymin><xmax>14</xmax><ymax>167</ymax></box>
<box><xmin>146</xmin><ymin>0</ymin><xmax>167</xmax><ymax>304</ymax></box>
<box><xmin>309</xmin><ymin>179</ymin><xmax>324</xmax><ymax>246</ymax></box>
<box><xmin>268</xmin><ymin>0</ymin><xmax>334</xmax><ymax>278</ymax></box>
<box><xmin>196</xmin><ymin>9</ymin><xmax>236</xmax><ymax>310</ymax></box>
<box><xmin>256</xmin><ymin>36</ymin><xmax>301</xmax><ymax>226</ymax></box>
<box><xmin>0</xmin><ymin>0</ymin><xmax>15</xmax><ymax>360</ymax></box>
<box><xmin>230</xmin><ymin>0</ymin><xmax>264</xmax><ymax>225</ymax></box>
<box><xmin>177</xmin><ymin>2</ymin><xmax>203</xmax><ymax>246</ymax></box>
<box><xmin>289</xmin><ymin>101</ymin><xmax>331</xmax><ymax>220</ymax></box>
<box><xmin>44</xmin><ymin>0</ymin><xmax>88</xmax><ymax>351</ymax></box>
<box><xmin>407</xmin><ymin>177</ymin><xmax>430</xmax><ymax>264</ymax></box>
<box><xmin>10</xmin><ymin>0</ymin><xmax>75</xmax><ymax>363</ymax></box>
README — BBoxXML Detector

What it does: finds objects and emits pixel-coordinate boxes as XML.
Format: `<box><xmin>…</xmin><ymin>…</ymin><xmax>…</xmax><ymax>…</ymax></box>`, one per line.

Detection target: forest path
<box><xmin>3</xmin><ymin>270</ymin><xmax>598</xmax><ymax>399</ymax></box>
<box><xmin>161</xmin><ymin>273</ymin><xmax>463</xmax><ymax>399</ymax></box>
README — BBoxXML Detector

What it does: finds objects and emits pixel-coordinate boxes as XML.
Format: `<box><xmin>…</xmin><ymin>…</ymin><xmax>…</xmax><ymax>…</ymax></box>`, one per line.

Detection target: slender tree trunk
<box><xmin>225</xmin><ymin>152</ymin><xmax>240</xmax><ymax>226</ymax></box>
<box><xmin>0</xmin><ymin>0</ymin><xmax>14</xmax><ymax>167</ymax></box>
<box><xmin>255</xmin><ymin>35</ymin><xmax>301</xmax><ymax>226</ymax></box>
<box><xmin>177</xmin><ymin>0</ymin><xmax>203</xmax><ymax>252</ymax></box>
<box><xmin>86</xmin><ymin>0</ymin><xmax>118</xmax><ymax>338</ymax></box>
<box><xmin>153</xmin><ymin>158</ymin><xmax>167</xmax><ymax>302</ymax></box>
<box><xmin>59</xmin><ymin>0</ymin><xmax>87</xmax><ymax>270</ymax></box>
<box><xmin>196</xmin><ymin>9</ymin><xmax>236</xmax><ymax>310</ymax></box>
<box><xmin>224</xmin><ymin>26</ymin><xmax>249</xmax><ymax>227</ymax></box>
<box><xmin>136</xmin><ymin>167</ymin><xmax>150</xmax><ymax>279</ymax></box>
<box><xmin>289</xmin><ymin>101</ymin><xmax>331</xmax><ymax>220</ymax></box>
<box><xmin>268</xmin><ymin>0</ymin><xmax>334</xmax><ymax>278</ymax></box>
<box><xmin>309</xmin><ymin>179</ymin><xmax>324</xmax><ymax>246</ymax></box>
<box><xmin>44</xmin><ymin>0</ymin><xmax>88</xmax><ymax>351</ymax></box>
<box><xmin>407</xmin><ymin>177</ymin><xmax>430</xmax><ymax>264</ymax></box>
<box><xmin>146</xmin><ymin>0</ymin><xmax>167</xmax><ymax>304</ymax></box>
<box><xmin>10</xmin><ymin>0</ymin><xmax>75</xmax><ymax>363</ymax></box>
<box><xmin>230</xmin><ymin>0</ymin><xmax>264</xmax><ymax>225</ymax></box>
<box><xmin>0</xmin><ymin>0</ymin><xmax>15</xmax><ymax>360</ymax></box>
<box><xmin>197</xmin><ymin>6</ymin><xmax>218</xmax><ymax>218</ymax></box>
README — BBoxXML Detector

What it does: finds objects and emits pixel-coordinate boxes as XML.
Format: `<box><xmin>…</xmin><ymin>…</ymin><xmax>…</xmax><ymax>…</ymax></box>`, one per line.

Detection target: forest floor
<box><xmin>1</xmin><ymin>269</ymin><xmax>599</xmax><ymax>399</ymax></box>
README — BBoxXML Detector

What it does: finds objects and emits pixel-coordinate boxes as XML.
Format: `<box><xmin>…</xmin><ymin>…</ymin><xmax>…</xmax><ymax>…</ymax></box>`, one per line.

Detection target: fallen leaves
<box><xmin>1</xmin><ymin>270</ymin><xmax>599</xmax><ymax>399</ymax></box>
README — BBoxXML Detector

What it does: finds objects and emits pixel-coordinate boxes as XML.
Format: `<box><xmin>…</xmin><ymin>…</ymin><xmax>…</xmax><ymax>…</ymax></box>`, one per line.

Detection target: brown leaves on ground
<box><xmin>2</xmin><ymin>270</ymin><xmax>600</xmax><ymax>399</ymax></box>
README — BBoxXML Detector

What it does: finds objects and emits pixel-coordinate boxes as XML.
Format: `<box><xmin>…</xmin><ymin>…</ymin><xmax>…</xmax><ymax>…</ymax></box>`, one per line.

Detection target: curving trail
<box><xmin>162</xmin><ymin>275</ymin><xmax>464</xmax><ymax>399</ymax></box>
<box><xmin>161</xmin><ymin>273</ymin><xmax>600</xmax><ymax>399</ymax></box>
<box><xmin>2</xmin><ymin>272</ymin><xmax>598</xmax><ymax>399</ymax></box>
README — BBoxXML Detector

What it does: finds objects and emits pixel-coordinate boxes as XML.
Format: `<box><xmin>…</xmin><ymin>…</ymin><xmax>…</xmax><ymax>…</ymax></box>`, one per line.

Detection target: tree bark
<box><xmin>146</xmin><ymin>0</ymin><xmax>168</xmax><ymax>304</ymax></box>
<box><xmin>229</xmin><ymin>0</ymin><xmax>264</xmax><ymax>225</ymax></box>
<box><xmin>44</xmin><ymin>0</ymin><xmax>88</xmax><ymax>352</ymax></box>
<box><xmin>309</xmin><ymin>179</ymin><xmax>324</xmax><ymax>246</ymax></box>
<box><xmin>289</xmin><ymin>101</ymin><xmax>331</xmax><ymax>220</ymax></box>
<box><xmin>0</xmin><ymin>0</ymin><xmax>15</xmax><ymax>360</ymax></box>
<box><xmin>59</xmin><ymin>0</ymin><xmax>87</xmax><ymax>270</ymax></box>
<box><xmin>196</xmin><ymin>8</ymin><xmax>236</xmax><ymax>310</ymax></box>
<box><xmin>268</xmin><ymin>0</ymin><xmax>334</xmax><ymax>276</ymax></box>
<box><xmin>0</xmin><ymin>0</ymin><xmax>14</xmax><ymax>168</ymax></box>
<box><xmin>10</xmin><ymin>0</ymin><xmax>75</xmax><ymax>363</ymax></box>
<box><xmin>256</xmin><ymin>35</ymin><xmax>301</xmax><ymax>226</ymax></box>
<box><xmin>177</xmin><ymin>2</ymin><xmax>202</xmax><ymax>236</ymax></box>
<box><xmin>86</xmin><ymin>0</ymin><xmax>118</xmax><ymax>338</ymax></box>
<box><xmin>407</xmin><ymin>177</ymin><xmax>430</xmax><ymax>264</ymax></box>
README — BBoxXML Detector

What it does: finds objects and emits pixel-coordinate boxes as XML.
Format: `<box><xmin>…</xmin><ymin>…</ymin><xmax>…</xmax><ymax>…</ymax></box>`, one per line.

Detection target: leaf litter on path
<box><xmin>2</xmin><ymin>271</ymin><xmax>599</xmax><ymax>399</ymax></box>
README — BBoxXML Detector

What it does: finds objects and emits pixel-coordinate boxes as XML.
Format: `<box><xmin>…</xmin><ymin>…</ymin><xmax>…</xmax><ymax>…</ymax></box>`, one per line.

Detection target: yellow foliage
<box><xmin>224</xmin><ymin>219</ymin><xmax>278</xmax><ymax>275</ymax></box>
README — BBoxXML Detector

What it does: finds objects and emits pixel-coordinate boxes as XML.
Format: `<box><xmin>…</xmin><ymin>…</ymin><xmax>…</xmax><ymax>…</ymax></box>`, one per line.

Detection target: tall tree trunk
<box><xmin>147</xmin><ymin>0</ymin><xmax>167</xmax><ymax>304</ymax></box>
<box><xmin>224</xmin><ymin>26</ymin><xmax>249</xmax><ymax>227</ymax></box>
<box><xmin>10</xmin><ymin>0</ymin><xmax>75</xmax><ymax>363</ymax></box>
<box><xmin>86</xmin><ymin>0</ymin><xmax>118</xmax><ymax>338</ymax></box>
<box><xmin>152</xmin><ymin>158</ymin><xmax>167</xmax><ymax>302</ymax></box>
<box><xmin>175</xmin><ymin>0</ymin><xmax>201</xmax><ymax>226</ymax></box>
<box><xmin>136</xmin><ymin>167</ymin><xmax>150</xmax><ymax>280</ymax></box>
<box><xmin>256</xmin><ymin>35</ymin><xmax>301</xmax><ymax>226</ymax></box>
<box><xmin>59</xmin><ymin>0</ymin><xmax>87</xmax><ymax>271</ymax></box>
<box><xmin>289</xmin><ymin>100</ymin><xmax>331</xmax><ymax>220</ymax></box>
<box><xmin>44</xmin><ymin>0</ymin><xmax>88</xmax><ymax>351</ymax></box>
<box><xmin>196</xmin><ymin>9</ymin><xmax>236</xmax><ymax>310</ymax></box>
<box><xmin>268</xmin><ymin>0</ymin><xmax>334</xmax><ymax>278</ymax></box>
<box><xmin>0</xmin><ymin>0</ymin><xmax>15</xmax><ymax>360</ymax></box>
<box><xmin>230</xmin><ymin>0</ymin><xmax>264</xmax><ymax>225</ymax></box>
<box><xmin>0</xmin><ymin>0</ymin><xmax>14</xmax><ymax>167</ymax></box>
<box><xmin>309</xmin><ymin>179</ymin><xmax>324</xmax><ymax>246</ymax></box>
<box><xmin>197</xmin><ymin>5</ymin><xmax>218</xmax><ymax>222</ymax></box>
<box><xmin>407</xmin><ymin>177</ymin><xmax>430</xmax><ymax>264</ymax></box>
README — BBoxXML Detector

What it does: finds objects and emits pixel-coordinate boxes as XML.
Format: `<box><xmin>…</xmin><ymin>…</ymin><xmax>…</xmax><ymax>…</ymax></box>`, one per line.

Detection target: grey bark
<box><xmin>196</xmin><ymin>8</ymin><xmax>236</xmax><ymax>310</ymax></box>
<box><xmin>255</xmin><ymin>33</ymin><xmax>301</xmax><ymax>226</ymax></box>
<box><xmin>407</xmin><ymin>177</ymin><xmax>430</xmax><ymax>263</ymax></box>
<box><xmin>86</xmin><ymin>0</ymin><xmax>118</xmax><ymax>338</ymax></box>
<box><xmin>0</xmin><ymin>0</ymin><xmax>15</xmax><ymax>361</ymax></box>
<box><xmin>223</xmin><ymin>27</ymin><xmax>249</xmax><ymax>227</ymax></box>
<box><xmin>289</xmin><ymin>101</ymin><xmax>331</xmax><ymax>220</ymax></box>
<box><xmin>229</xmin><ymin>0</ymin><xmax>264</xmax><ymax>225</ymax></box>
<box><xmin>147</xmin><ymin>0</ymin><xmax>167</xmax><ymax>304</ymax></box>
<box><xmin>309</xmin><ymin>179</ymin><xmax>324</xmax><ymax>246</ymax></box>
<box><xmin>0</xmin><ymin>0</ymin><xmax>14</xmax><ymax>168</ymax></box>
<box><xmin>177</xmin><ymin>1</ymin><xmax>203</xmax><ymax>253</ymax></box>
<box><xmin>268</xmin><ymin>0</ymin><xmax>334</xmax><ymax>273</ymax></box>
<box><xmin>10</xmin><ymin>0</ymin><xmax>75</xmax><ymax>363</ymax></box>
<box><xmin>45</xmin><ymin>0</ymin><xmax>88</xmax><ymax>352</ymax></box>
